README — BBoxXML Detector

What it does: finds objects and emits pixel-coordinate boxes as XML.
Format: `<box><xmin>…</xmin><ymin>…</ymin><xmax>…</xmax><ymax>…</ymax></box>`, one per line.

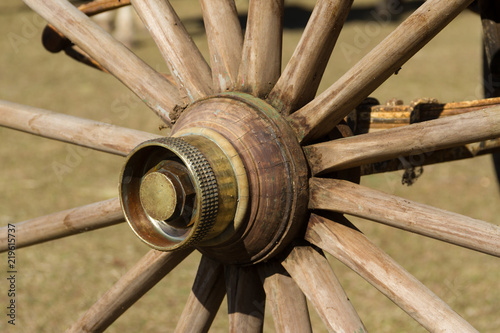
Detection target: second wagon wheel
<box><xmin>1</xmin><ymin>0</ymin><xmax>500</xmax><ymax>331</ymax></box>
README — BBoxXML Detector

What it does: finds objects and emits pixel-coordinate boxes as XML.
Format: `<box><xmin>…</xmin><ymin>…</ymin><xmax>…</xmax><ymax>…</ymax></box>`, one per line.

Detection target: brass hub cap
<box><xmin>140</xmin><ymin>171</ymin><xmax>179</xmax><ymax>222</ymax></box>
<box><xmin>120</xmin><ymin>137</ymin><xmax>223</xmax><ymax>251</ymax></box>
<box><xmin>139</xmin><ymin>160</ymin><xmax>196</xmax><ymax>226</ymax></box>
<box><xmin>120</xmin><ymin>93</ymin><xmax>309</xmax><ymax>264</ymax></box>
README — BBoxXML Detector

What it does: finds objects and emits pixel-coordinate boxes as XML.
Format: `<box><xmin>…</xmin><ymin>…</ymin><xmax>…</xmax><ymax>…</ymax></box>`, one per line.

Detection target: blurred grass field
<box><xmin>1</xmin><ymin>0</ymin><xmax>499</xmax><ymax>331</ymax></box>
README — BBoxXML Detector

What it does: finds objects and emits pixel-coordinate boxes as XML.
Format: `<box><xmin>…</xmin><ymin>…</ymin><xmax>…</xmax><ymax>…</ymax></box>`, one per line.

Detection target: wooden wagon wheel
<box><xmin>1</xmin><ymin>0</ymin><xmax>500</xmax><ymax>331</ymax></box>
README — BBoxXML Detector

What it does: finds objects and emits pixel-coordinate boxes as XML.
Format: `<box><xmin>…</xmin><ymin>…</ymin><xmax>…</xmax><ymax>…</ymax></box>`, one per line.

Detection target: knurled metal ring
<box><xmin>120</xmin><ymin>136</ymin><xmax>220</xmax><ymax>251</ymax></box>
<box><xmin>154</xmin><ymin>137</ymin><xmax>219</xmax><ymax>249</ymax></box>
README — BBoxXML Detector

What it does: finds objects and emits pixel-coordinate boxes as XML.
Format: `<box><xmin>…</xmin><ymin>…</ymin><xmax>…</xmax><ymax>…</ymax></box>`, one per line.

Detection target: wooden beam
<box><xmin>282</xmin><ymin>246</ymin><xmax>366</xmax><ymax>332</ymax></box>
<box><xmin>306</xmin><ymin>214</ymin><xmax>478</xmax><ymax>332</ymax></box>
<box><xmin>0</xmin><ymin>100</ymin><xmax>160</xmax><ymax>156</ymax></box>
<box><xmin>67</xmin><ymin>248</ymin><xmax>193</xmax><ymax>333</ymax></box>
<box><xmin>305</xmin><ymin>107</ymin><xmax>500</xmax><ymax>175</ymax></box>
<box><xmin>0</xmin><ymin>198</ymin><xmax>123</xmax><ymax>252</ymax></box>
<box><xmin>23</xmin><ymin>0</ymin><xmax>181</xmax><ymax>122</ymax></box>
<box><xmin>258</xmin><ymin>260</ymin><xmax>312</xmax><ymax>333</ymax></box>
<box><xmin>200</xmin><ymin>0</ymin><xmax>243</xmax><ymax>92</ymax></box>
<box><xmin>309</xmin><ymin>178</ymin><xmax>500</xmax><ymax>257</ymax></box>
<box><xmin>267</xmin><ymin>0</ymin><xmax>353</xmax><ymax>114</ymax></box>
<box><xmin>237</xmin><ymin>0</ymin><xmax>284</xmax><ymax>97</ymax></box>
<box><xmin>288</xmin><ymin>0</ymin><xmax>474</xmax><ymax>143</ymax></box>
<box><xmin>131</xmin><ymin>0</ymin><xmax>213</xmax><ymax>102</ymax></box>
<box><xmin>174</xmin><ymin>255</ymin><xmax>225</xmax><ymax>332</ymax></box>
<box><xmin>225</xmin><ymin>265</ymin><xmax>265</xmax><ymax>332</ymax></box>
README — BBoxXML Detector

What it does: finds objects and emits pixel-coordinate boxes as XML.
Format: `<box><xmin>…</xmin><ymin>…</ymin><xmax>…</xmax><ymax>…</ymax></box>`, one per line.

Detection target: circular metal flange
<box><xmin>120</xmin><ymin>136</ymin><xmax>240</xmax><ymax>251</ymax></box>
<box><xmin>173</xmin><ymin>127</ymin><xmax>249</xmax><ymax>247</ymax></box>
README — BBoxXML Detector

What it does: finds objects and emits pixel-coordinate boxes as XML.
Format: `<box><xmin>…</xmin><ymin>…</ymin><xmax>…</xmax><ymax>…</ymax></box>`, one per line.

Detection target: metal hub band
<box><xmin>120</xmin><ymin>136</ymin><xmax>238</xmax><ymax>251</ymax></box>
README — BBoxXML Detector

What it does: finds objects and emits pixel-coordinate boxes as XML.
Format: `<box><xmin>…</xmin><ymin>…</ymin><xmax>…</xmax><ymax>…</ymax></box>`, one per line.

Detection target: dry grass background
<box><xmin>0</xmin><ymin>0</ymin><xmax>499</xmax><ymax>331</ymax></box>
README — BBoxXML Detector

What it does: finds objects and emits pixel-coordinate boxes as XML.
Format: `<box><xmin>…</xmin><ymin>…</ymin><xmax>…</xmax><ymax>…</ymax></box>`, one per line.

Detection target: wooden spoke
<box><xmin>282</xmin><ymin>246</ymin><xmax>366</xmax><ymax>333</ymax></box>
<box><xmin>289</xmin><ymin>0</ymin><xmax>474</xmax><ymax>143</ymax></box>
<box><xmin>131</xmin><ymin>0</ymin><xmax>213</xmax><ymax>102</ymax></box>
<box><xmin>174</xmin><ymin>256</ymin><xmax>226</xmax><ymax>333</ymax></box>
<box><xmin>309</xmin><ymin>178</ymin><xmax>500</xmax><ymax>257</ymax></box>
<box><xmin>267</xmin><ymin>0</ymin><xmax>354</xmax><ymax>114</ymax></box>
<box><xmin>23</xmin><ymin>0</ymin><xmax>181</xmax><ymax>122</ymax></box>
<box><xmin>305</xmin><ymin>214</ymin><xmax>478</xmax><ymax>332</ymax></box>
<box><xmin>225</xmin><ymin>265</ymin><xmax>266</xmax><ymax>332</ymax></box>
<box><xmin>305</xmin><ymin>107</ymin><xmax>500</xmax><ymax>175</ymax></box>
<box><xmin>0</xmin><ymin>100</ymin><xmax>160</xmax><ymax>156</ymax></box>
<box><xmin>237</xmin><ymin>0</ymin><xmax>284</xmax><ymax>97</ymax></box>
<box><xmin>257</xmin><ymin>261</ymin><xmax>313</xmax><ymax>333</ymax></box>
<box><xmin>67</xmin><ymin>248</ymin><xmax>193</xmax><ymax>333</ymax></box>
<box><xmin>200</xmin><ymin>0</ymin><xmax>243</xmax><ymax>92</ymax></box>
<box><xmin>0</xmin><ymin>198</ymin><xmax>122</xmax><ymax>252</ymax></box>
<box><xmin>77</xmin><ymin>0</ymin><xmax>131</xmax><ymax>15</ymax></box>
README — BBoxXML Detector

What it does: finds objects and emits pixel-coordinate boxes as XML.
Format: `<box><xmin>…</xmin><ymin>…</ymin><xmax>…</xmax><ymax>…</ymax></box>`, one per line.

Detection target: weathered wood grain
<box><xmin>131</xmin><ymin>0</ymin><xmax>213</xmax><ymax>102</ymax></box>
<box><xmin>174</xmin><ymin>256</ymin><xmax>226</xmax><ymax>333</ymax></box>
<box><xmin>289</xmin><ymin>0</ymin><xmax>475</xmax><ymax>143</ymax></box>
<box><xmin>174</xmin><ymin>94</ymin><xmax>308</xmax><ymax>264</ymax></box>
<box><xmin>0</xmin><ymin>198</ymin><xmax>123</xmax><ymax>252</ymax></box>
<box><xmin>225</xmin><ymin>265</ymin><xmax>265</xmax><ymax>332</ymax></box>
<box><xmin>306</xmin><ymin>214</ymin><xmax>478</xmax><ymax>332</ymax></box>
<box><xmin>67</xmin><ymin>248</ymin><xmax>193</xmax><ymax>333</ymax></box>
<box><xmin>267</xmin><ymin>0</ymin><xmax>353</xmax><ymax>114</ymax></box>
<box><xmin>23</xmin><ymin>0</ymin><xmax>181</xmax><ymax>122</ymax></box>
<box><xmin>305</xmin><ymin>107</ymin><xmax>500</xmax><ymax>175</ymax></box>
<box><xmin>282</xmin><ymin>246</ymin><xmax>366</xmax><ymax>332</ymax></box>
<box><xmin>309</xmin><ymin>178</ymin><xmax>500</xmax><ymax>257</ymax></box>
<box><xmin>0</xmin><ymin>100</ymin><xmax>160</xmax><ymax>156</ymax></box>
<box><xmin>258</xmin><ymin>260</ymin><xmax>312</xmax><ymax>333</ymax></box>
<box><xmin>237</xmin><ymin>0</ymin><xmax>284</xmax><ymax>97</ymax></box>
<box><xmin>200</xmin><ymin>0</ymin><xmax>243</xmax><ymax>92</ymax></box>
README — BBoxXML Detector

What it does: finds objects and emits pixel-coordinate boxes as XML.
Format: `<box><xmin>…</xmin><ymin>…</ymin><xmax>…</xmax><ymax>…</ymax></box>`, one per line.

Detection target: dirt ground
<box><xmin>0</xmin><ymin>0</ymin><xmax>499</xmax><ymax>332</ymax></box>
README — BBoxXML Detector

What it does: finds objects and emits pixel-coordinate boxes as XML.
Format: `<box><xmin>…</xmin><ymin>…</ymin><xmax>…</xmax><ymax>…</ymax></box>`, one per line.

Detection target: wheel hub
<box><xmin>120</xmin><ymin>93</ymin><xmax>309</xmax><ymax>264</ymax></box>
<box><xmin>120</xmin><ymin>136</ymin><xmax>236</xmax><ymax>251</ymax></box>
